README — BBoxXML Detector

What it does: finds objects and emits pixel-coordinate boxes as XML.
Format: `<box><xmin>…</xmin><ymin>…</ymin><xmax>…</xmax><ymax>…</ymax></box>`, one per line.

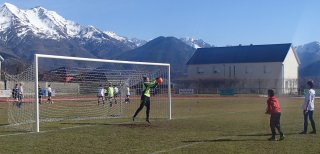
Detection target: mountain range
<box><xmin>0</xmin><ymin>3</ymin><xmax>319</xmax><ymax>78</ymax></box>
<box><xmin>0</xmin><ymin>3</ymin><xmax>210</xmax><ymax>75</ymax></box>
<box><xmin>296</xmin><ymin>41</ymin><xmax>320</xmax><ymax>77</ymax></box>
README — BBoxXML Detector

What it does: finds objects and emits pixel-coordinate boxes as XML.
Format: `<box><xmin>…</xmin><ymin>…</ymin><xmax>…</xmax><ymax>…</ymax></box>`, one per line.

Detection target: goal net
<box><xmin>6</xmin><ymin>54</ymin><xmax>171</xmax><ymax>132</ymax></box>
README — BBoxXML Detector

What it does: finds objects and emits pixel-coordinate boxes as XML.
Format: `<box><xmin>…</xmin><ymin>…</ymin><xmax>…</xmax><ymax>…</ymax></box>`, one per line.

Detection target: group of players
<box><xmin>98</xmin><ymin>76</ymin><xmax>163</xmax><ymax>125</ymax></box>
<box><xmin>11</xmin><ymin>76</ymin><xmax>163</xmax><ymax>126</ymax></box>
<box><xmin>11</xmin><ymin>83</ymin><xmax>23</xmax><ymax>108</ymax></box>
<box><xmin>97</xmin><ymin>83</ymin><xmax>131</xmax><ymax>107</ymax></box>
<box><xmin>12</xmin><ymin>83</ymin><xmax>53</xmax><ymax>108</ymax></box>
<box><xmin>265</xmin><ymin>80</ymin><xmax>317</xmax><ymax>141</ymax></box>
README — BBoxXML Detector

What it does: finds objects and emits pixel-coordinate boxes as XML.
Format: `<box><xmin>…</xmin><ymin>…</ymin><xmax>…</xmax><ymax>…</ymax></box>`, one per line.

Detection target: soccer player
<box><xmin>125</xmin><ymin>85</ymin><xmax>131</xmax><ymax>103</ymax></box>
<box><xmin>265</xmin><ymin>89</ymin><xmax>284</xmax><ymax>141</ymax></box>
<box><xmin>17</xmin><ymin>83</ymin><xmax>23</xmax><ymax>108</ymax></box>
<box><xmin>300</xmin><ymin>80</ymin><xmax>316</xmax><ymax>134</ymax></box>
<box><xmin>107</xmin><ymin>83</ymin><xmax>114</xmax><ymax>107</ymax></box>
<box><xmin>114</xmin><ymin>85</ymin><xmax>119</xmax><ymax>104</ymax></box>
<box><xmin>38</xmin><ymin>85</ymin><xmax>42</xmax><ymax>104</ymax></box>
<box><xmin>12</xmin><ymin>84</ymin><xmax>18</xmax><ymax>105</ymax></box>
<box><xmin>47</xmin><ymin>85</ymin><xmax>53</xmax><ymax>104</ymax></box>
<box><xmin>97</xmin><ymin>84</ymin><xmax>105</xmax><ymax>105</ymax></box>
<box><xmin>132</xmin><ymin>76</ymin><xmax>159</xmax><ymax>125</ymax></box>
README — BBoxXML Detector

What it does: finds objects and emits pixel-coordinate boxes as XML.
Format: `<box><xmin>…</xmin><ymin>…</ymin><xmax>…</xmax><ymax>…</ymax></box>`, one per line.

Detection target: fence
<box><xmin>174</xmin><ymin>87</ymin><xmax>306</xmax><ymax>96</ymax></box>
<box><xmin>172</xmin><ymin>77</ymin><xmax>319</xmax><ymax>96</ymax></box>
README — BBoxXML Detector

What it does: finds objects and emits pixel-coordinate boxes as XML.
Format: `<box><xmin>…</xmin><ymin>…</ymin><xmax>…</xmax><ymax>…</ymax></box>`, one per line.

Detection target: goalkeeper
<box><xmin>132</xmin><ymin>76</ymin><xmax>160</xmax><ymax>125</ymax></box>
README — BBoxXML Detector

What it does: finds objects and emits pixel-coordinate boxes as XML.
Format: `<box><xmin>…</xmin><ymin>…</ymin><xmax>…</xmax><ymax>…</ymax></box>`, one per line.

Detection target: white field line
<box><xmin>150</xmin><ymin>142</ymin><xmax>202</xmax><ymax>154</ymax></box>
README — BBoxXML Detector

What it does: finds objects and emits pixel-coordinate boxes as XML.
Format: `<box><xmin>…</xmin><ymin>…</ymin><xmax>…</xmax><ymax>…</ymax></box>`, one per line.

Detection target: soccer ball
<box><xmin>156</xmin><ymin>77</ymin><xmax>163</xmax><ymax>84</ymax></box>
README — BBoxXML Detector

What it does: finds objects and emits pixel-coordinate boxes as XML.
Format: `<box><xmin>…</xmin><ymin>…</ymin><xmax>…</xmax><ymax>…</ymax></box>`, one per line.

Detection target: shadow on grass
<box><xmin>60</xmin><ymin>122</ymin><xmax>152</xmax><ymax>128</ymax></box>
<box><xmin>0</xmin><ymin>130</ymin><xmax>30</xmax><ymax>134</ymax></box>
<box><xmin>0</xmin><ymin>123</ymin><xmax>10</xmax><ymax>126</ymax></box>
<box><xmin>182</xmin><ymin>138</ymin><xmax>267</xmax><ymax>143</ymax></box>
<box><xmin>236</xmin><ymin>132</ymin><xmax>297</xmax><ymax>137</ymax></box>
<box><xmin>236</xmin><ymin>133</ymin><xmax>271</xmax><ymax>137</ymax></box>
<box><xmin>60</xmin><ymin>122</ymin><xmax>103</xmax><ymax>125</ymax></box>
<box><xmin>183</xmin><ymin>132</ymin><xmax>299</xmax><ymax>143</ymax></box>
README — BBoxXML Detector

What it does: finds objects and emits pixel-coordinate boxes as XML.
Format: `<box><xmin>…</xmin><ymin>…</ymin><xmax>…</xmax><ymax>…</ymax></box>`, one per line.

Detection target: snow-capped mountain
<box><xmin>295</xmin><ymin>41</ymin><xmax>320</xmax><ymax>77</ymax></box>
<box><xmin>0</xmin><ymin>2</ymin><xmax>210</xmax><ymax>76</ymax></box>
<box><xmin>296</xmin><ymin>41</ymin><xmax>320</xmax><ymax>68</ymax></box>
<box><xmin>0</xmin><ymin>3</ymin><xmax>138</xmax><ymax>61</ymax></box>
<box><xmin>180</xmin><ymin>37</ymin><xmax>212</xmax><ymax>48</ymax></box>
<box><xmin>0</xmin><ymin>2</ymin><xmax>81</xmax><ymax>40</ymax></box>
<box><xmin>128</xmin><ymin>38</ymin><xmax>147</xmax><ymax>47</ymax></box>
<box><xmin>104</xmin><ymin>31</ymin><xmax>147</xmax><ymax>47</ymax></box>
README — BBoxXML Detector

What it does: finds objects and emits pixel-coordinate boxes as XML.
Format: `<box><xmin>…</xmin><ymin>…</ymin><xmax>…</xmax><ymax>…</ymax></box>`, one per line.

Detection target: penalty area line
<box><xmin>149</xmin><ymin>142</ymin><xmax>202</xmax><ymax>154</ymax></box>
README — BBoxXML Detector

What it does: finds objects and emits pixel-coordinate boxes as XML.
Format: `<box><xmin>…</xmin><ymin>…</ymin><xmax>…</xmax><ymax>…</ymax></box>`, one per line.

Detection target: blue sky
<box><xmin>0</xmin><ymin>0</ymin><xmax>319</xmax><ymax>46</ymax></box>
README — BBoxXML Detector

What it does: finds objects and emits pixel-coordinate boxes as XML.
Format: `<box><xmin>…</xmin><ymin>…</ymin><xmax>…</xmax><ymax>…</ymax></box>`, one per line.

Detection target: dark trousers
<box><xmin>304</xmin><ymin>110</ymin><xmax>316</xmax><ymax>132</ymax></box>
<box><xmin>133</xmin><ymin>95</ymin><xmax>150</xmax><ymax>121</ymax></box>
<box><xmin>270</xmin><ymin>112</ymin><xmax>284</xmax><ymax>137</ymax></box>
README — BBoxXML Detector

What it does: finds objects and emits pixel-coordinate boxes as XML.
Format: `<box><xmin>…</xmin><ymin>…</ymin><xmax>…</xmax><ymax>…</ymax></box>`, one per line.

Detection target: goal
<box><xmin>6</xmin><ymin>54</ymin><xmax>171</xmax><ymax>132</ymax></box>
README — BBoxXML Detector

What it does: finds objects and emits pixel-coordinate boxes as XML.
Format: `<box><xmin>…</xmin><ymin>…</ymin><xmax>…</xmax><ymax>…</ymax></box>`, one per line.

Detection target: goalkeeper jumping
<box><xmin>132</xmin><ymin>76</ymin><xmax>160</xmax><ymax>125</ymax></box>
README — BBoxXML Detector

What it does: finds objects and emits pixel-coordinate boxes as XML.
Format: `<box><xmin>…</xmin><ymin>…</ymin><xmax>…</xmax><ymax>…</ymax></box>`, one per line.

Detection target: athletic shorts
<box><xmin>18</xmin><ymin>94</ymin><xmax>23</xmax><ymax>100</ymax></box>
<box><xmin>48</xmin><ymin>92</ymin><xmax>52</xmax><ymax>97</ymax></box>
<box><xmin>97</xmin><ymin>96</ymin><xmax>104</xmax><ymax>100</ymax></box>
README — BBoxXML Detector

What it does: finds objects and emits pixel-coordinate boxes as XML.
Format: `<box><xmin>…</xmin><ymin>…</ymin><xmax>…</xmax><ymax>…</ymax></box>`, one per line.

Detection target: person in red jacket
<box><xmin>265</xmin><ymin>89</ymin><xmax>285</xmax><ymax>141</ymax></box>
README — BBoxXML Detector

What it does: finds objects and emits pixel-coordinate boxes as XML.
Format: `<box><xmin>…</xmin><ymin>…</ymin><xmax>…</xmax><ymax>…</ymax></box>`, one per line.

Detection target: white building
<box><xmin>186</xmin><ymin>43</ymin><xmax>300</xmax><ymax>94</ymax></box>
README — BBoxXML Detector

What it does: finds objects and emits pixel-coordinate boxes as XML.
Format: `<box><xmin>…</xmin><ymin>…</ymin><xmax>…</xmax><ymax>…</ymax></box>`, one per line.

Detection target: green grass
<box><xmin>0</xmin><ymin>96</ymin><xmax>319</xmax><ymax>154</ymax></box>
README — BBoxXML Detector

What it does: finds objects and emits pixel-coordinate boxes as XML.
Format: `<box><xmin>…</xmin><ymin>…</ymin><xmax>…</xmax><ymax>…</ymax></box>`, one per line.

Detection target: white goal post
<box><xmin>33</xmin><ymin>54</ymin><xmax>172</xmax><ymax>132</ymax></box>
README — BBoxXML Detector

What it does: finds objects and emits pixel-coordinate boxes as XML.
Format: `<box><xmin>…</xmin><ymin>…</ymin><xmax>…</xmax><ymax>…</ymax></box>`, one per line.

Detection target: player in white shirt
<box><xmin>300</xmin><ymin>80</ymin><xmax>316</xmax><ymax>134</ymax></box>
<box><xmin>113</xmin><ymin>86</ymin><xmax>119</xmax><ymax>104</ymax></box>
<box><xmin>17</xmin><ymin>83</ymin><xmax>23</xmax><ymax>108</ymax></box>
<box><xmin>47</xmin><ymin>85</ymin><xmax>53</xmax><ymax>104</ymax></box>
<box><xmin>125</xmin><ymin>86</ymin><xmax>131</xmax><ymax>103</ymax></box>
<box><xmin>97</xmin><ymin>85</ymin><xmax>105</xmax><ymax>105</ymax></box>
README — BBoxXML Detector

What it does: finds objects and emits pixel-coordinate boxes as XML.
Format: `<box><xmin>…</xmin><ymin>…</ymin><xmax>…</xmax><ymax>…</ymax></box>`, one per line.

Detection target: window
<box><xmin>212</xmin><ymin>67</ymin><xmax>220</xmax><ymax>74</ymax></box>
<box><xmin>285</xmin><ymin>81</ymin><xmax>289</xmax><ymax>88</ymax></box>
<box><xmin>197</xmin><ymin>67</ymin><xmax>204</xmax><ymax>74</ymax></box>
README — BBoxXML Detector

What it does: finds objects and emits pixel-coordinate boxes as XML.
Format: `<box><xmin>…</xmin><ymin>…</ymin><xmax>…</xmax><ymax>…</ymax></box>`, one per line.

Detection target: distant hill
<box><xmin>116</xmin><ymin>36</ymin><xmax>196</xmax><ymax>77</ymax></box>
<box><xmin>296</xmin><ymin>41</ymin><xmax>320</xmax><ymax>77</ymax></box>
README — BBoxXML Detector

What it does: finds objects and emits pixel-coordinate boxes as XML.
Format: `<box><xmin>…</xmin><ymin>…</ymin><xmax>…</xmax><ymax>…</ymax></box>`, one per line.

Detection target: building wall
<box><xmin>283</xmin><ymin>48</ymin><xmax>299</xmax><ymax>79</ymax></box>
<box><xmin>187</xmin><ymin>62</ymin><xmax>283</xmax><ymax>80</ymax></box>
<box><xmin>186</xmin><ymin>48</ymin><xmax>300</xmax><ymax>93</ymax></box>
<box><xmin>187</xmin><ymin>62</ymin><xmax>283</xmax><ymax>90</ymax></box>
<box><xmin>283</xmin><ymin>47</ymin><xmax>299</xmax><ymax>91</ymax></box>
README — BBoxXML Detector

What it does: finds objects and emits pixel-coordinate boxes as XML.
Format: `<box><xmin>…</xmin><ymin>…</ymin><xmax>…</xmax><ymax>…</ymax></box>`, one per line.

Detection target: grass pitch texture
<box><xmin>0</xmin><ymin>97</ymin><xmax>318</xmax><ymax>153</ymax></box>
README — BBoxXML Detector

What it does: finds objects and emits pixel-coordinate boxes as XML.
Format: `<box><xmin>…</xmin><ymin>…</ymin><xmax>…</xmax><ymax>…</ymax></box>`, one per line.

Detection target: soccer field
<box><xmin>0</xmin><ymin>96</ymin><xmax>319</xmax><ymax>154</ymax></box>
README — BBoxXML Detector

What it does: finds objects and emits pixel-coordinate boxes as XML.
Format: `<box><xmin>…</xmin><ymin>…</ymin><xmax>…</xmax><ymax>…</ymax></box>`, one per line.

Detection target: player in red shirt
<box><xmin>265</xmin><ymin>89</ymin><xmax>285</xmax><ymax>141</ymax></box>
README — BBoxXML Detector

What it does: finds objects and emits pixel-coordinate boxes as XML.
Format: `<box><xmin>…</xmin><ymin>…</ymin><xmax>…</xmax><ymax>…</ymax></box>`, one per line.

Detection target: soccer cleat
<box><xmin>279</xmin><ymin>135</ymin><xmax>285</xmax><ymax>141</ymax></box>
<box><xmin>309</xmin><ymin>131</ymin><xmax>316</xmax><ymax>134</ymax></box>
<box><xmin>146</xmin><ymin>120</ymin><xmax>151</xmax><ymax>125</ymax></box>
<box><xmin>268</xmin><ymin>137</ymin><xmax>277</xmax><ymax>141</ymax></box>
<box><xmin>299</xmin><ymin>131</ymin><xmax>307</xmax><ymax>134</ymax></box>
